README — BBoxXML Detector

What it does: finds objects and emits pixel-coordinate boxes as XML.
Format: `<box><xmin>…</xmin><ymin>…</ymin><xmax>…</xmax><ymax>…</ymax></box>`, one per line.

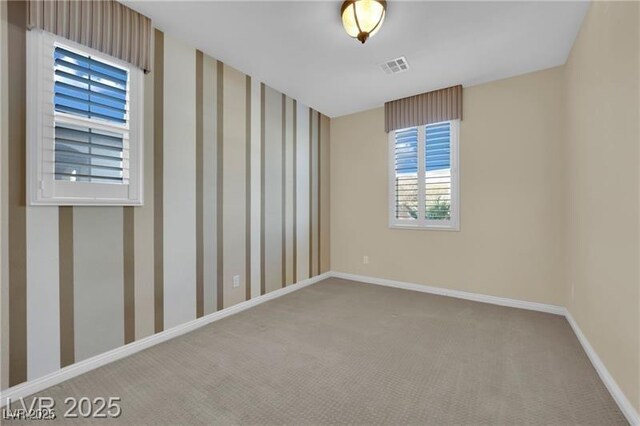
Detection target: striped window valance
<box><xmin>384</xmin><ymin>85</ymin><xmax>463</xmax><ymax>133</ymax></box>
<box><xmin>27</xmin><ymin>0</ymin><xmax>152</xmax><ymax>73</ymax></box>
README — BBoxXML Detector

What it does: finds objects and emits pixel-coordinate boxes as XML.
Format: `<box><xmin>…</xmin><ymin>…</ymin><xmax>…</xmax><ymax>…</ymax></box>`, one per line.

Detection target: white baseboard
<box><xmin>0</xmin><ymin>272</ymin><xmax>331</xmax><ymax>407</ymax></box>
<box><xmin>3</xmin><ymin>270</ymin><xmax>638</xmax><ymax>425</ymax></box>
<box><xmin>564</xmin><ymin>311</ymin><xmax>639</xmax><ymax>426</ymax></box>
<box><xmin>329</xmin><ymin>271</ymin><xmax>639</xmax><ymax>425</ymax></box>
<box><xmin>330</xmin><ymin>271</ymin><xmax>565</xmax><ymax>315</ymax></box>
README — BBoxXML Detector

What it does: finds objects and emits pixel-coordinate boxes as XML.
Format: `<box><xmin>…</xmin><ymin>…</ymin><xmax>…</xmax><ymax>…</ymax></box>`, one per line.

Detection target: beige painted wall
<box><xmin>564</xmin><ymin>1</ymin><xmax>639</xmax><ymax>412</ymax></box>
<box><xmin>331</xmin><ymin>67</ymin><xmax>566</xmax><ymax>306</ymax></box>
<box><xmin>331</xmin><ymin>1</ymin><xmax>640</xmax><ymax>413</ymax></box>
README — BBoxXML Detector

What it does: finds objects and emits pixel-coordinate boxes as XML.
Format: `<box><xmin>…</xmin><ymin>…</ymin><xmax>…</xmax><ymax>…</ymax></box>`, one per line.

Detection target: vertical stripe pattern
<box><xmin>317</xmin><ymin>111</ymin><xmax>321</xmax><ymax>275</ymax></box>
<box><xmin>123</xmin><ymin>207</ymin><xmax>135</xmax><ymax>344</ymax></box>
<box><xmin>1</xmin><ymin>0</ymin><xmax>9</xmax><ymax>389</ymax></box>
<box><xmin>295</xmin><ymin>102</ymin><xmax>310</xmax><ymax>282</ymax></box>
<box><xmin>202</xmin><ymin>55</ymin><xmax>218</xmax><ymax>315</ymax></box>
<box><xmin>216</xmin><ymin>60</ymin><xmax>224</xmax><ymax>310</ymax></box>
<box><xmin>162</xmin><ymin>36</ymin><xmax>196</xmax><ymax>328</ymax></box>
<box><xmin>384</xmin><ymin>84</ymin><xmax>463</xmax><ymax>133</ymax></box>
<box><xmin>284</xmin><ymin>97</ymin><xmax>295</xmax><ymax>286</ymax></box>
<box><xmin>249</xmin><ymin>79</ymin><xmax>261</xmax><ymax>299</ymax></box>
<box><xmin>26</xmin><ymin>0</ymin><xmax>153</xmax><ymax>72</ymax></box>
<box><xmin>245</xmin><ymin>76</ymin><xmax>252</xmax><ymax>300</ymax></box>
<box><xmin>59</xmin><ymin>207</ymin><xmax>74</xmax><ymax>367</ymax></box>
<box><xmin>196</xmin><ymin>50</ymin><xmax>204</xmax><ymax>318</ymax></box>
<box><xmin>0</xmin><ymin>29</ymin><xmax>330</xmax><ymax>390</ymax></box>
<box><xmin>281</xmin><ymin>94</ymin><xmax>287</xmax><ymax>287</ymax></box>
<box><xmin>133</xmin><ymin>50</ymin><xmax>156</xmax><ymax>340</ymax></box>
<box><xmin>220</xmin><ymin>64</ymin><xmax>247</xmax><ymax>308</ymax></box>
<box><xmin>292</xmin><ymin>101</ymin><xmax>298</xmax><ymax>282</ymax></box>
<box><xmin>26</xmin><ymin>207</ymin><xmax>60</xmax><ymax>380</ymax></box>
<box><xmin>8</xmin><ymin>0</ymin><xmax>27</xmax><ymax>386</ymax></box>
<box><xmin>308</xmin><ymin>108</ymin><xmax>313</xmax><ymax>278</ymax></box>
<box><xmin>153</xmin><ymin>29</ymin><xmax>164</xmax><ymax>333</ymax></box>
<box><xmin>260</xmin><ymin>83</ymin><xmax>266</xmax><ymax>296</ymax></box>
<box><xmin>74</xmin><ymin>208</ymin><xmax>124</xmax><ymax>362</ymax></box>
<box><xmin>319</xmin><ymin>114</ymin><xmax>331</xmax><ymax>274</ymax></box>
<box><xmin>263</xmin><ymin>85</ymin><xmax>284</xmax><ymax>293</ymax></box>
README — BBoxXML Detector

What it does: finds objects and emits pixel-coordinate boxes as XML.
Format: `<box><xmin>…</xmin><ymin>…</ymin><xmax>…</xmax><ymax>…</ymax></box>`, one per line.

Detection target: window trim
<box><xmin>388</xmin><ymin>119</ymin><xmax>460</xmax><ymax>231</ymax></box>
<box><xmin>27</xmin><ymin>29</ymin><xmax>144</xmax><ymax>206</ymax></box>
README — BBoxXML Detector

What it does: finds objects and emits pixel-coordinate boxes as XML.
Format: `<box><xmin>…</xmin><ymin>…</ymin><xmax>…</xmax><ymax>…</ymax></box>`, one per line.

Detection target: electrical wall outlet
<box><xmin>232</xmin><ymin>275</ymin><xmax>240</xmax><ymax>288</ymax></box>
<box><xmin>363</xmin><ymin>256</ymin><xmax>369</xmax><ymax>265</ymax></box>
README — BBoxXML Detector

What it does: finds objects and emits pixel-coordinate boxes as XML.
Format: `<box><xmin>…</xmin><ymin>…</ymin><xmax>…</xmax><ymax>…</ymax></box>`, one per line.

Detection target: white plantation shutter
<box><xmin>394</xmin><ymin>127</ymin><xmax>419</xmax><ymax>219</ymax></box>
<box><xmin>54</xmin><ymin>45</ymin><xmax>130</xmax><ymax>184</ymax></box>
<box><xmin>425</xmin><ymin>122</ymin><xmax>452</xmax><ymax>220</ymax></box>
<box><xmin>389</xmin><ymin>120</ymin><xmax>459</xmax><ymax>229</ymax></box>
<box><xmin>28</xmin><ymin>30</ymin><xmax>143</xmax><ymax>205</ymax></box>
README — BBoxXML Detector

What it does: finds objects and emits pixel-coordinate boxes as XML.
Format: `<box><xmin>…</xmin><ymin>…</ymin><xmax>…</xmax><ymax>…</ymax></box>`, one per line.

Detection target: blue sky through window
<box><xmin>426</xmin><ymin>122</ymin><xmax>450</xmax><ymax>172</ymax></box>
<box><xmin>54</xmin><ymin>46</ymin><xmax>128</xmax><ymax>124</ymax></box>
<box><xmin>394</xmin><ymin>127</ymin><xmax>418</xmax><ymax>175</ymax></box>
<box><xmin>394</xmin><ymin>123</ymin><xmax>451</xmax><ymax>175</ymax></box>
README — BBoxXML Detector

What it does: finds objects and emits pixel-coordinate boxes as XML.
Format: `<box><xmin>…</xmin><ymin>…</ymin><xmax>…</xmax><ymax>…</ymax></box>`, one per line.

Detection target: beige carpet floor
<box><xmin>14</xmin><ymin>278</ymin><xmax>625</xmax><ymax>425</ymax></box>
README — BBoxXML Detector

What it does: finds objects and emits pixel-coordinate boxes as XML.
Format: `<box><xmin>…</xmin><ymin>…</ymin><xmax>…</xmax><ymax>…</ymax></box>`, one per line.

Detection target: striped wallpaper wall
<box><xmin>0</xmin><ymin>0</ymin><xmax>8</xmax><ymax>393</ymax></box>
<box><xmin>0</xmin><ymin>1</ymin><xmax>330</xmax><ymax>390</ymax></box>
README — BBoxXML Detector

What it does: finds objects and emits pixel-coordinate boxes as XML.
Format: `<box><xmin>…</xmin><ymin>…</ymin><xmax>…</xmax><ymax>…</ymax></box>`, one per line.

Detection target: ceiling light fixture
<box><xmin>341</xmin><ymin>0</ymin><xmax>386</xmax><ymax>44</ymax></box>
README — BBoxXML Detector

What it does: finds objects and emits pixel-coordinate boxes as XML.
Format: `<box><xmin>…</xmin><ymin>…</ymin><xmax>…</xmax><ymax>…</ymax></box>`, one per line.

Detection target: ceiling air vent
<box><xmin>380</xmin><ymin>56</ymin><xmax>409</xmax><ymax>75</ymax></box>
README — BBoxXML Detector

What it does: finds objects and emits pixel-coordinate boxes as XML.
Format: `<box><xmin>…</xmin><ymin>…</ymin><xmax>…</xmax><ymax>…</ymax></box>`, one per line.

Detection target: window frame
<box><xmin>388</xmin><ymin>119</ymin><xmax>460</xmax><ymax>231</ymax></box>
<box><xmin>27</xmin><ymin>29</ymin><xmax>144</xmax><ymax>206</ymax></box>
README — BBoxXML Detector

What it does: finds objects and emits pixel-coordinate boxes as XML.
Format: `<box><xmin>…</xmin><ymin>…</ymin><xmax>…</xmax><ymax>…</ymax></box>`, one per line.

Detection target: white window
<box><xmin>389</xmin><ymin>120</ymin><xmax>459</xmax><ymax>230</ymax></box>
<box><xmin>27</xmin><ymin>30</ymin><xmax>143</xmax><ymax>205</ymax></box>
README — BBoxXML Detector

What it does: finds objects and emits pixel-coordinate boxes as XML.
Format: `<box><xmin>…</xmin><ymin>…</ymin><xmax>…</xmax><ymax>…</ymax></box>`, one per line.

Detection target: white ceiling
<box><xmin>125</xmin><ymin>1</ymin><xmax>590</xmax><ymax>117</ymax></box>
